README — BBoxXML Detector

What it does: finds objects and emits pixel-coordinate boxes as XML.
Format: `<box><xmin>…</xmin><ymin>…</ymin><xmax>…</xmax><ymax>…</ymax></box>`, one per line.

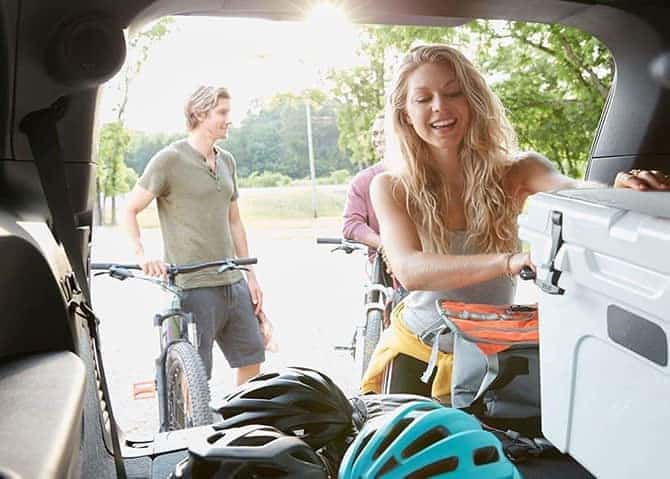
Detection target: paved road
<box><xmin>91</xmin><ymin>220</ymin><xmax>538</xmax><ymax>438</ymax></box>
<box><xmin>91</xmin><ymin>219</ymin><xmax>366</xmax><ymax>438</ymax></box>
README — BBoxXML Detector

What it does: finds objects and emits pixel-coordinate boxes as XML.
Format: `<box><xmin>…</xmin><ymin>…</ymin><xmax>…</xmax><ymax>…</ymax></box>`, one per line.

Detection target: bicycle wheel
<box><xmin>360</xmin><ymin>254</ymin><xmax>388</xmax><ymax>377</ymax></box>
<box><xmin>165</xmin><ymin>341</ymin><xmax>212</xmax><ymax>430</ymax></box>
<box><xmin>361</xmin><ymin>309</ymin><xmax>383</xmax><ymax>377</ymax></box>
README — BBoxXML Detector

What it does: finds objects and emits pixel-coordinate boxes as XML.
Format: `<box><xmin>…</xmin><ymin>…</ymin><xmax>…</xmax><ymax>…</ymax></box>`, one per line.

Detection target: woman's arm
<box><xmin>511</xmin><ymin>151</ymin><xmax>670</xmax><ymax>200</ymax></box>
<box><xmin>370</xmin><ymin>173</ymin><xmax>512</xmax><ymax>292</ymax></box>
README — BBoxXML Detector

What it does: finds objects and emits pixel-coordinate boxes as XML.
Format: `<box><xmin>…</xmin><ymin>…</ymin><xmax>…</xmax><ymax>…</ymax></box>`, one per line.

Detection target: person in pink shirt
<box><xmin>342</xmin><ymin>114</ymin><xmax>386</xmax><ymax>259</ymax></box>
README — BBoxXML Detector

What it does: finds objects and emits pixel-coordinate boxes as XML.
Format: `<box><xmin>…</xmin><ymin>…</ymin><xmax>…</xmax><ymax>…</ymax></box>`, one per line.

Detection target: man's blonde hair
<box><xmin>184</xmin><ymin>86</ymin><xmax>231</xmax><ymax>131</ymax></box>
<box><xmin>388</xmin><ymin>44</ymin><xmax>520</xmax><ymax>254</ymax></box>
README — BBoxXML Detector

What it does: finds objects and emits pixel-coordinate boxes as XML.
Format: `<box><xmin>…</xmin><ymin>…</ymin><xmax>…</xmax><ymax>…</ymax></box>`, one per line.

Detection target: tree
<box><xmin>96</xmin><ymin>17</ymin><xmax>173</xmax><ymax>224</ymax></box>
<box><xmin>468</xmin><ymin>21</ymin><xmax>612</xmax><ymax>177</ymax></box>
<box><xmin>98</xmin><ymin>122</ymin><xmax>136</xmax><ymax>220</ymax></box>
<box><xmin>328</xmin><ymin>25</ymin><xmax>453</xmax><ymax>167</ymax></box>
<box><xmin>221</xmin><ymin>91</ymin><xmax>350</xmax><ymax>179</ymax></box>
<box><xmin>125</xmin><ymin>130</ymin><xmax>183</xmax><ymax>175</ymax></box>
<box><xmin>328</xmin><ymin>21</ymin><xmax>613</xmax><ymax>177</ymax></box>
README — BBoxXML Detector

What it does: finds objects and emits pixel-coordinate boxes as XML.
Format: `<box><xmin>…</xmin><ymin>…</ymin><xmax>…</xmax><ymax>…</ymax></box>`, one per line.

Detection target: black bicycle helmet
<box><xmin>212</xmin><ymin>366</ymin><xmax>353</xmax><ymax>449</ymax></box>
<box><xmin>169</xmin><ymin>424</ymin><xmax>328</xmax><ymax>479</ymax></box>
<box><xmin>350</xmin><ymin>393</ymin><xmax>437</xmax><ymax>430</ymax></box>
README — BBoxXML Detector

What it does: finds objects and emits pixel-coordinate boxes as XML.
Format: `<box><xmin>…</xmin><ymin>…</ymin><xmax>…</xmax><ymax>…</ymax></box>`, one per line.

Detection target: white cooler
<box><xmin>518</xmin><ymin>189</ymin><xmax>670</xmax><ymax>479</ymax></box>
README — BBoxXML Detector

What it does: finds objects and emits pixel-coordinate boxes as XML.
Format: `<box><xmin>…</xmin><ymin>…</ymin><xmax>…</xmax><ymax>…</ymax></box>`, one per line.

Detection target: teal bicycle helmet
<box><xmin>339</xmin><ymin>400</ymin><xmax>522</xmax><ymax>479</ymax></box>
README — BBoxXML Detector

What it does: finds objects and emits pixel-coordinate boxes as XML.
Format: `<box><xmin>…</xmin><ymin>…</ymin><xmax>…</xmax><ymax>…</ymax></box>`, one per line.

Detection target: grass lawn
<box><xmin>134</xmin><ymin>184</ymin><xmax>348</xmax><ymax>229</ymax></box>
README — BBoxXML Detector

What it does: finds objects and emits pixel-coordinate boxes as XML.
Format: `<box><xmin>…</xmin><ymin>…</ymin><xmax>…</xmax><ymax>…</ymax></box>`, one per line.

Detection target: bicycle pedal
<box><xmin>132</xmin><ymin>380</ymin><xmax>156</xmax><ymax>400</ymax></box>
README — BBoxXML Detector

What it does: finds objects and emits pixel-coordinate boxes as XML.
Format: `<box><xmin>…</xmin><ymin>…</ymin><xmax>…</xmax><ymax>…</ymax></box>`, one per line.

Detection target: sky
<box><xmin>98</xmin><ymin>11</ymin><xmax>364</xmax><ymax>134</ymax></box>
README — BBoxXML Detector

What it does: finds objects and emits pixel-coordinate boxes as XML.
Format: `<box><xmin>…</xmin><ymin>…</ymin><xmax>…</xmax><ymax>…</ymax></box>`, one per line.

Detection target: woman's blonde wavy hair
<box><xmin>388</xmin><ymin>44</ymin><xmax>520</xmax><ymax>254</ymax></box>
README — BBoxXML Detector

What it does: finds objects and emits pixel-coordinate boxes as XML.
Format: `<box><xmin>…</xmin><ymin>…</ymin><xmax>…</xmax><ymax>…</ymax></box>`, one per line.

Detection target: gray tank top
<box><xmin>402</xmin><ymin>230</ymin><xmax>516</xmax><ymax>352</ymax></box>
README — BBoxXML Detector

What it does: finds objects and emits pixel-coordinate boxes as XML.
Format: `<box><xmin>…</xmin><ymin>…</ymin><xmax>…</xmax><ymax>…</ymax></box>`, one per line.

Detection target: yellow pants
<box><xmin>360</xmin><ymin>301</ymin><xmax>453</xmax><ymax>399</ymax></box>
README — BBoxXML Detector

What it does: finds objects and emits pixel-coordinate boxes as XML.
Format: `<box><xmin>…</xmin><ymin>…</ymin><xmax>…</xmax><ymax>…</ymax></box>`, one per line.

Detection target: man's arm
<box><xmin>342</xmin><ymin>174</ymin><xmax>381</xmax><ymax>249</ymax></box>
<box><xmin>121</xmin><ymin>185</ymin><xmax>166</xmax><ymax>276</ymax></box>
<box><xmin>229</xmin><ymin>201</ymin><xmax>262</xmax><ymax>314</ymax></box>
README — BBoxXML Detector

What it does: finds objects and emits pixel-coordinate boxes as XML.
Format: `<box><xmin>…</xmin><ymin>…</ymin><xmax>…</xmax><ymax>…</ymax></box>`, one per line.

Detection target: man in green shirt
<box><xmin>122</xmin><ymin>85</ymin><xmax>264</xmax><ymax>385</ymax></box>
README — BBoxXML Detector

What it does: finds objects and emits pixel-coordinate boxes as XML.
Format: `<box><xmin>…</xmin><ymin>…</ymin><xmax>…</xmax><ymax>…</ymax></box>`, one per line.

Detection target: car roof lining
<box><xmin>128</xmin><ymin>0</ymin><xmax>598</xmax><ymax>34</ymax></box>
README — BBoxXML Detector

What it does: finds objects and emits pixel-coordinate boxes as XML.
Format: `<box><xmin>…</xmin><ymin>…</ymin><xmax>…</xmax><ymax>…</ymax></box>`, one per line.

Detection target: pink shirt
<box><xmin>342</xmin><ymin>163</ymin><xmax>385</xmax><ymax>257</ymax></box>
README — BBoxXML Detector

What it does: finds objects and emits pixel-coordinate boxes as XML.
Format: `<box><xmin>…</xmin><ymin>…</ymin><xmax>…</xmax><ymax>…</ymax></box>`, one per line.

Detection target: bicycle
<box><xmin>90</xmin><ymin>257</ymin><xmax>257</xmax><ymax>432</ymax></box>
<box><xmin>316</xmin><ymin>238</ymin><xmax>397</xmax><ymax>380</ymax></box>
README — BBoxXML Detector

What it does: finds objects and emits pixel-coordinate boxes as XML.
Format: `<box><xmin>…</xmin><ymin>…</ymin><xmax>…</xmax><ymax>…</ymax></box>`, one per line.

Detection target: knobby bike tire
<box><xmin>359</xmin><ymin>254</ymin><xmax>388</xmax><ymax>378</ymax></box>
<box><xmin>165</xmin><ymin>342</ymin><xmax>212</xmax><ymax>431</ymax></box>
<box><xmin>361</xmin><ymin>309</ymin><xmax>384</xmax><ymax>377</ymax></box>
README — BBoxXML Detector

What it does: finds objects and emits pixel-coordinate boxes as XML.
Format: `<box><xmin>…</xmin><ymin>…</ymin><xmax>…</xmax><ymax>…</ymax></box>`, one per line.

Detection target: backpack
<box><xmin>433</xmin><ymin>300</ymin><xmax>541</xmax><ymax>422</ymax></box>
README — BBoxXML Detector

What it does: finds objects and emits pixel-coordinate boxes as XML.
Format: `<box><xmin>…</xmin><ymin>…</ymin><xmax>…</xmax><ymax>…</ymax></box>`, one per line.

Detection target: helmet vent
<box><xmin>402</xmin><ymin>426</ymin><xmax>449</xmax><ymax>458</ymax></box>
<box><xmin>473</xmin><ymin>446</ymin><xmax>500</xmax><ymax>465</ymax></box>
<box><xmin>231</xmin><ymin>435</ymin><xmax>274</xmax><ymax>447</ymax></box>
<box><xmin>206</xmin><ymin>432</ymin><xmax>225</xmax><ymax>444</ymax></box>
<box><xmin>406</xmin><ymin>457</ymin><xmax>459</xmax><ymax>479</ymax></box>
<box><xmin>218</xmin><ymin>406</ymin><xmax>249</xmax><ymax>420</ymax></box>
<box><xmin>373</xmin><ymin>418</ymin><xmax>413</xmax><ymax>460</ymax></box>
<box><xmin>352</xmin><ymin>431</ymin><xmax>374</xmax><ymax>461</ymax></box>
<box><xmin>377</xmin><ymin>457</ymin><xmax>399</xmax><ymax>476</ymax></box>
<box><xmin>242</xmin><ymin>385</ymin><xmax>288</xmax><ymax>400</ymax></box>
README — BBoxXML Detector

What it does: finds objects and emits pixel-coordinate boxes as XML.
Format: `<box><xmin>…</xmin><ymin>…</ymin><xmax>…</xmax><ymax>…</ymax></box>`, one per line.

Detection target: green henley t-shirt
<box><xmin>138</xmin><ymin>139</ymin><xmax>243</xmax><ymax>289</ymax></box>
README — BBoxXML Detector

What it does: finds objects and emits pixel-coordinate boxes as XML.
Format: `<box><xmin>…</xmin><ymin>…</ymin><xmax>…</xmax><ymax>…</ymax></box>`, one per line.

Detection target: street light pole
<box><xmin>305</xmin><ymin>99</ymin><xmax>317</xmax><ymax>218</ymax></box>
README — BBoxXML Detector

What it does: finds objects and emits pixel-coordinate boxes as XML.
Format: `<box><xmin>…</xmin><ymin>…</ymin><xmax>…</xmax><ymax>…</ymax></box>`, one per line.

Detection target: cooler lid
<box><xmin>555</xmin><ymin>189</ymin><xmax>670</xmax><ymax>219</ymax></box>
<box><xmin>519</xmin><ymin>189</ymin><xmax>670</xmax><ymax>277</ymax></box>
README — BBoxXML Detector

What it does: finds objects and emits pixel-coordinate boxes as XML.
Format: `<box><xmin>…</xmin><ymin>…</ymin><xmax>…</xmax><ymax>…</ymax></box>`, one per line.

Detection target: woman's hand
<box><xmin>506</xmin><ymin>251</ymin><xmax>534</xmax><ymax>277</ymax></box>
<box><xmin>614</xmin><ymin>169</ymin><xmax>670</xmax><ymax>191</ymax></box>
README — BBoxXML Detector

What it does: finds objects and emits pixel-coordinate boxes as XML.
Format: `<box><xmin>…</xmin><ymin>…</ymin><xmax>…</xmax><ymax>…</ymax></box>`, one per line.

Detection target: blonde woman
<box><xmin>361</xmin><ymin>44</ymin><xmax>669</xmax><ymax>396</ymax></box>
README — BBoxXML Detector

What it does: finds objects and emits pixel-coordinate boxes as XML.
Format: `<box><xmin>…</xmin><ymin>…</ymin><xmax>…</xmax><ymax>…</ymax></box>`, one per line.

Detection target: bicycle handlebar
<box><xmin>91</xmin><ymin>263</ymin><xmax>142</xmax><ymax>271</ymax></box>
<box><xmin>316</xmin><ymin>237</ymin><xmax>369</xmax><ymax>255</ymax></box>
<box><xmin>316</xmin><ymin>237</ymin><xmax>347</xmax><ymax>245</ymax></box>
<box><xmin>91</xmin><ymin>257</ymin><xmax>258</xmax><ymax>276</ymax></box>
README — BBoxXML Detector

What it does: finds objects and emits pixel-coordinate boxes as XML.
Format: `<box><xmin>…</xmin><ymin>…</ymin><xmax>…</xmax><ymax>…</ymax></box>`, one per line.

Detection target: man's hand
<box><xmin>246</xmin><ymin>273</ymin><xmax>263</xmax><ymax>314</ymax></box>
<box><xmin>614</xmin><ymin>169</ymin><xmax>670</xmax><ymax>191</ymax></box>
<box><xmin>138</xmin><ymin>256</ymin><xmax>168</xmax><ymax>278</ymax></box>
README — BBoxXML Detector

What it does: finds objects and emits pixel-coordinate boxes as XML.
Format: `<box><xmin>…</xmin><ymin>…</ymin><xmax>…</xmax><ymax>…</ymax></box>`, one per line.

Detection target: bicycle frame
<box><xmin>317</xmin><ymin>238</ymin><xmax>396</xmax><ymax>380</ymax></box>
<box><xmin>91</xmin><ymin>257</ymin><xmax>256</xmax><ymax>432</ymax></box>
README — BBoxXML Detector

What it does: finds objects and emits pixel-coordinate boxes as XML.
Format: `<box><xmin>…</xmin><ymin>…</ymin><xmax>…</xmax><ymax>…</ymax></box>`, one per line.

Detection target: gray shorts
<box><xmin>182</xmin><ymin>280</ymin><xmax>265</xmax><ymax>376</ymax></box>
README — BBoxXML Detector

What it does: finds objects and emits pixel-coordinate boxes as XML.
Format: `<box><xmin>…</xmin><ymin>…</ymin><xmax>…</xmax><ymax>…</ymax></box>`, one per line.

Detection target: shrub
<box><xmin>239</xmin><ymin>171</ymin><xmax>292</xmax><ymax>188</ymax></box>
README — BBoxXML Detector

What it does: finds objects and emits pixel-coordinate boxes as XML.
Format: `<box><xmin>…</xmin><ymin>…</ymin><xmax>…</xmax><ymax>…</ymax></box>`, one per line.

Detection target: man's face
<box><xmin>372</xmin><ymin>118</ymin><xmax>385</xmax><ymax>159</ymax></box>
<box><xmin>200</xmin><ymin>98</ymin><xmax>232</xmax><ymax>140</ymax></box>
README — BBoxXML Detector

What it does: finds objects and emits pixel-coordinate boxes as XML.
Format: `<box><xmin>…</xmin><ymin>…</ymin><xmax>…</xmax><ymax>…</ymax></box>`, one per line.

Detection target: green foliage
<box><xmin>327</xmin><ymin>25</ymin><xmax>458</xmax><ymax>167</ymax></box>
<box><xmin>221</xmin><ymin>93</ymin><xmax>350</xmax><ymax>179</ymax></box>
<box><xmin>467</xmin><ymin>21</ymin><xmax>612</xmax><ymax>177</ymax></box>
<box><xmin>98</xmin><ymin>122</ymin><xmax>136</xmax><ymax>195</ymax></box>
<box><xmin>96</xmin><ymin>17</ymin><xmax>174</xmax><ymax>224</ymax></box>
<box><xmin>317</xmin><ymin>169</ymin><xmax>351</xmax><ymax>185</ymax></box>
<box><xmin>239</xmin><ymin>171</ymin><xmax>292</xmax><ymax>188</ymax></box>
<box><xmin>126</xmin><ymin>131</ymin><xmax>183</xmax><ymax>175</ymax></box>
<box><xmin>328</xmin><ymin>21</ymin><xmax>612</xmax><ymax>177</ymax></box>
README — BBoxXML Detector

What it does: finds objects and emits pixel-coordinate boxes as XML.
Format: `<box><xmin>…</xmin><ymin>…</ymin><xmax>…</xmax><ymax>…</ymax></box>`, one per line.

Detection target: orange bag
<box><xmin>435</xmin><ymin>300</ymin><xmax>540</xmax><ymax>420</ymax></box>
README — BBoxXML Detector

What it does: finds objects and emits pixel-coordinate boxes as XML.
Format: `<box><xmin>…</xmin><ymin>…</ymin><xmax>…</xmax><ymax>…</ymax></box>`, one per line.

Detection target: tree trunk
<box><xmin>111</xmin><ymin>195</ymin><xmax>117</xmax><ymax>225</ymax></box>
<box><xmin>95</xmin><ymin>178</ymin><xmax>104</xmax><ymax>226</ymax></box>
